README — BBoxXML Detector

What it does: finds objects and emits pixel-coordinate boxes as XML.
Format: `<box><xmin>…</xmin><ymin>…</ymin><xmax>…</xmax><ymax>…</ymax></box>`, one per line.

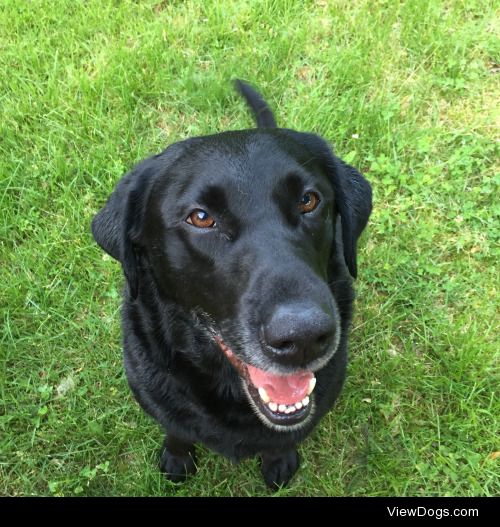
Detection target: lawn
<box><xmin>1</xmin><ymin>0</ymin><xmax>498</xmax><ymax>496</ymax></box>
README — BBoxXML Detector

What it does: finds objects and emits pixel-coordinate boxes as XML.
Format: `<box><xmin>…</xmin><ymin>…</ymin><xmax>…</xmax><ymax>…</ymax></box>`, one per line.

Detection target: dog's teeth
<box><xmin>258</xmin><ymin>387</ymin><xmax>270</xmax><ymax>403</ymax></box>
<box><xmin>268</xmin><ymin>402</ymin><xmax>278</xmax><ymax>412</ymax></box>
<box><xmin>269</xmin><ymin>402</ymin><xmax>304</xmax><ymax>414</ymax></box>
<box><xmin>307</xmin><ymin>377</ymin><xmax>316</xmax><ymax>395</ymax></box>
<box><xmin>302</xmin><ymin>396</ymin><xmax>310</xmax><ymax>407</ymax></box>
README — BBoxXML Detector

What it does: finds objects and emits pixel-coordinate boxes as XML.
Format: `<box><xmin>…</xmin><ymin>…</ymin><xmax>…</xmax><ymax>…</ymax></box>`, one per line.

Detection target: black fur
<box><xmin>91</xmin><ymin>80</ymin><xmax>372</xmax><ymax>489</ymax></box>
<box><xmin>234</xmin><ymin>79</ymin><xmax>277</xmax><ymax>128</ymax></box>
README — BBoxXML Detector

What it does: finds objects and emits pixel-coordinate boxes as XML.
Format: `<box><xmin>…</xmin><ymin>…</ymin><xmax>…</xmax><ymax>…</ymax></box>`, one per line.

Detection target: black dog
<box><xmin>91</xmin><ymin>80</ymin><xmax>372</xmax><ymax>489</ymax></box>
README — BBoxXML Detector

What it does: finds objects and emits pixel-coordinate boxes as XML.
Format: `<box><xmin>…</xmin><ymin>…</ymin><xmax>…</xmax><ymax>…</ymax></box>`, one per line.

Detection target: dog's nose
<box><xmin>262</xmin><ymin>303</ymin><xmax>335</xmax><ymax>367</ymax></box>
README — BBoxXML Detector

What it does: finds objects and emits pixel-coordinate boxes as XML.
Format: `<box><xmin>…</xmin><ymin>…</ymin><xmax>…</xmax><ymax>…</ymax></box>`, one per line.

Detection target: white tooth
<box><xmin>287</xmin><ymin>405</ymin><xmax>296</xmax><ymax>413</ymax></box>
<box><xmin>258</xmin><ymin>387</ymin><xmax>270</xmax><ymax>403</ymax></box>
<box><xmin>295</xmin><ymin>402</ymin><xmax>303</xmax><ymax>410</ymax></box>
<box><xmin>268</xmin><ymin>402</ymin><xmax>278</xmax><ymax>412</ymax></box>
<box><xmin>307</xmin><ymin>377</ymin><xmax>317</xmax><ymax>395</ymax></box>
<box><xmin>285</xmin><ymin>407</ymin><xmax>293</xmax><ymax>414</ymax></box>
<box><xmin>302</xmin><ymin>396</ymin><xmax>310</xmax><ymax>406</ymax></box>
<box><xmin>278</xmin><ymin>404</ymin><xmax>286</xmax><ymax>413</ymax></box>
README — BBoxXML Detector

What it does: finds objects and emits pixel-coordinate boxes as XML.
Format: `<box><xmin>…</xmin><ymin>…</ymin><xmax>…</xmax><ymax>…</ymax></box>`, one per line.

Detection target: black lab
<box><xmin>91</xmin><ymin>80</ymin><xmax>372</xmax><ymax>489</ymax></box>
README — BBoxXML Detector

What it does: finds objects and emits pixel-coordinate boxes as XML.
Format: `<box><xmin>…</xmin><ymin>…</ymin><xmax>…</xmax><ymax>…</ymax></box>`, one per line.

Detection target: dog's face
<box><xmin>92</xmin><ymin>85</ymin><xmax>372</xmax><ymax>434</ymax></box>
<box><xmin>141</xmin><ymin>131</ymin><xmax>340</xmax><ymax>430</ymax></box>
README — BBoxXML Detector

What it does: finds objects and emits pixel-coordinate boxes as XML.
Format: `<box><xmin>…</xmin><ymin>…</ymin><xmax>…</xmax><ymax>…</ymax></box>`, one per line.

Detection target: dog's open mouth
<box><xmin>215</xmin><ymin>337</ymin><xmax>315</xmax><ymax>428</ymax></box>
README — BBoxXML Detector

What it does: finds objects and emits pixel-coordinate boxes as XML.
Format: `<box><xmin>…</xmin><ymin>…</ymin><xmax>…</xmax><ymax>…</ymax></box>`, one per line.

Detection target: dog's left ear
<box><xmin>285</xmin><ymin>131</ymin><xmax>372</xmax><ymax>278</ymax></box>
<box><xmin>329</xmin><ymin>155</ymin><xmax>373</xmax><ymax>278</ymax></box>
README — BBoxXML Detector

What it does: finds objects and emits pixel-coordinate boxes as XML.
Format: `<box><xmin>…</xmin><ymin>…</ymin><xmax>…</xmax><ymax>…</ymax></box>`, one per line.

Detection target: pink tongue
<box><xmin>247</xmin><ymin>365</ymin><xmax>313</xmax><ymax>404</ymax></box>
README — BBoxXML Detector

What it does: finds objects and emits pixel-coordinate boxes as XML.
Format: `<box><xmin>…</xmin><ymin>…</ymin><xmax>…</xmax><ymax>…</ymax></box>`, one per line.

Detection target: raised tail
<box><xmin>234</xmin><ymin>79</ymin><xmax>277</xmax><ymax>128</ymax></box>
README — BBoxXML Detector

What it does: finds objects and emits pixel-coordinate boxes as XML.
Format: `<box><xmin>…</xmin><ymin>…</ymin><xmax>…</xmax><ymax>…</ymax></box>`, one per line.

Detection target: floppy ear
<box><xmin>330</xmin><ymin>156</ymin><xmax>372</xmax><ymax>278</ymax></box>
<box><xmin>284</xmin><ymin>131</ymin><xmax>372</xmax><ymax>278</ymax></box>
<box><xmin>91</xmin><ymin>158</ymin><xmax>157</xmax><ymax>299</ymax></box>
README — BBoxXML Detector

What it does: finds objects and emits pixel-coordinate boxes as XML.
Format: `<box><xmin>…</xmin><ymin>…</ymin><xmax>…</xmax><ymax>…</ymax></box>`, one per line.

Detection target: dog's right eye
<box><xmin>186</xmin><ymin>209</ymin><xmax>216</xmax><ymax>229</ymax></box>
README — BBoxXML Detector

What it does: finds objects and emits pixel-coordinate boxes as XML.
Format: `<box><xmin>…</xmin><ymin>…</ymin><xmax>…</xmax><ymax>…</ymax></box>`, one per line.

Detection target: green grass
<box><xmin>1</xmin><ymin>0</ymin><xmax>499</xmax><ymax>496</ymax></box>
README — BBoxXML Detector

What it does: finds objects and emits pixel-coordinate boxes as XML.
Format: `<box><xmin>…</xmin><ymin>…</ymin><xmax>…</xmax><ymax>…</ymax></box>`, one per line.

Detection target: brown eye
<box><xmin>186</xmin><ymin>209</ymin><xmax>216</xmax><ymax>229</ymax></box>
<box><xmin>298</xmin><ymin>192</ymin><xmax>320</xmax><ymax>214</ymax></box>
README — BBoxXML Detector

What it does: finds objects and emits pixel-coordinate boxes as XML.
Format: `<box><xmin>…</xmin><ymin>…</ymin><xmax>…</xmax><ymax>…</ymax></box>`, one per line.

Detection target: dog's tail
<box><xmin>234</xmin><ymin>79</ymin><xmax>277</xmax><ymax>128</ymax></box>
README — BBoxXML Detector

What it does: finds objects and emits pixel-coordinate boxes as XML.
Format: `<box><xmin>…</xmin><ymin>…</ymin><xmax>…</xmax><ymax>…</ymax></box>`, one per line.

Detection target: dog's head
<box><xmin>92</xmin><ymin>81</ymin><xmax>372</xmax><ymax>431</ymax></box>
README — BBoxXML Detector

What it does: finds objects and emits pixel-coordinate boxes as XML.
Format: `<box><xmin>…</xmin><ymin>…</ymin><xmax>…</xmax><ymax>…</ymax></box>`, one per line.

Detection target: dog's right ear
<box><xmin>91</xmin><ymin>158</ymin><xmax>157</xmax><ymax>299</ymax></box>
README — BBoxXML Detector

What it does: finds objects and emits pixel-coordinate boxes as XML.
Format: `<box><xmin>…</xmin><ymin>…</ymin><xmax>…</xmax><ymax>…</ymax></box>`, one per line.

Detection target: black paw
<box><xmin>159</xmin><ymin>446</ymin><xmax>197</xmax><ymax>483</ymax></box>
<box><xmin>261</xmin><ymin>449</ymin><xmax>300</xmax><ymax>490</ymax></box>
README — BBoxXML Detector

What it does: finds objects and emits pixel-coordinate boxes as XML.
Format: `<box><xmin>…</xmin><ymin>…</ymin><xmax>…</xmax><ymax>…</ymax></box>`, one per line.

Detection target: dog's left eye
<box><xmin>186</xmin><ymin>209</ymin><xmax>216</xmax><ymax>229</ymax></box>
<box><xmin>298</xmin><ymin>192</ymin><xmax>320</xmax><ymax>214</ymax></box>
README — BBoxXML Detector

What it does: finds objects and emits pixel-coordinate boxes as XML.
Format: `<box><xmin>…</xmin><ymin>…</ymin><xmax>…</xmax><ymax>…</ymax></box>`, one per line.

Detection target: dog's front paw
<box><xmin>159</xmin><ymin>445</ymin><xmax>197</xmax><ymax>483</ymax></box>
<box><xmin>261</xmin><ymin>449</ymin><xmax>300</xmax><ymax>490</ymax></box>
